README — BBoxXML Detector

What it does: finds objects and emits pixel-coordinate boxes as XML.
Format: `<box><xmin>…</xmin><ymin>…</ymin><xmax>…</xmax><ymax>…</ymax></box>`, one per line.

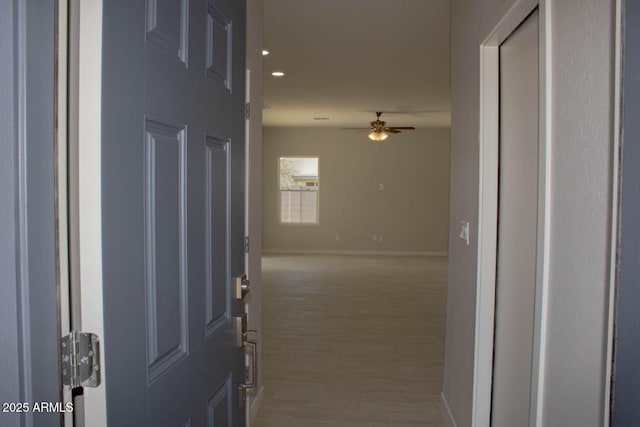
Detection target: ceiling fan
<box><xmin>344</xmin><ymin>112</ymin><xmax>416</xmax><ymax>142</ymax></box>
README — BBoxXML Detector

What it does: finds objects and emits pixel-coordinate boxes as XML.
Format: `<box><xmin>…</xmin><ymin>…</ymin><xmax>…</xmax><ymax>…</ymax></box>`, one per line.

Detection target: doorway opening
<box><xmin>475</xmin><ymin>1</ymin><xmax>551</xmax><ymax>425</ymax></box>
<box><xmin>254</xmin><ymin>1</ymin><xmax>452</xmax><ymax>425</ymax></box>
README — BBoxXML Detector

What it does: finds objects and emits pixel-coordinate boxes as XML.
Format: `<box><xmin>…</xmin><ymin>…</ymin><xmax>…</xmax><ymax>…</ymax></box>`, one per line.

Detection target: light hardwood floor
<box><xmin>253</xmin><ymin>254</ymin><xmax>448</xmax><ymax>427</ymax></box>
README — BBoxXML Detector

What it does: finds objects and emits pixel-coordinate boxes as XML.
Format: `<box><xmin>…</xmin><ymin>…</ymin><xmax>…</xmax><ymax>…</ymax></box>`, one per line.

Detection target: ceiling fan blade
<box><xmin>386</xmin><ymin>127</ymin><xmax>416</xmax><ymax>130</ymax></box>
<box><xmin>342</xmin><ymin>127</ymin><xmax>373</xmax><ymax>130</ymax></box>
<box><xmin>384</xmin><ymin>129</ymin><xmax>401</xmax><ymax>134</ymax></box>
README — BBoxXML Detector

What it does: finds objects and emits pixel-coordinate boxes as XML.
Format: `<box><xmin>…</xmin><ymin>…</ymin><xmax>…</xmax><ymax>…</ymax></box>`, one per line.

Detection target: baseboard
<box><xmin>247</xmin><ymin>385</ymin><xmax>264</xmax><ymax>426</ymax></box>
<box><xmin>441</xmin><ymin>392</ymin><xmax>458</xmax><ymax>427</ymax></box>
<box><xmin>262</xmin><ymin>249</ymin><xmax>448</xmax><ymax>257</ymax></box>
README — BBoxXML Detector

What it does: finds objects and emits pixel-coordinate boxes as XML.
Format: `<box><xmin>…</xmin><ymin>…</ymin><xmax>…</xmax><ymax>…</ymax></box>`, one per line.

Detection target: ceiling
<box><xmin>262</xmin><ymin>0</ymin><xmax>450</xmax><ymax>128</ymax></box>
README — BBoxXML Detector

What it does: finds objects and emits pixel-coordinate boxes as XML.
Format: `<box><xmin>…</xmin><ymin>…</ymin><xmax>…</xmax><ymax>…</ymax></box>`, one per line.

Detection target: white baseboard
<box><xmin>441</xmin><ymin>392</ymin><xmax>458</xmax><ymax>427</ymax></box>
<box><xmin>262</xmin><ymin>249</ymin><xmax>448</xmax><ymax>257</ymax></box>
<box><xmin>247</xmin><ymin>385</ymin><xmax>264</xmax><ymax>426</ymax></box>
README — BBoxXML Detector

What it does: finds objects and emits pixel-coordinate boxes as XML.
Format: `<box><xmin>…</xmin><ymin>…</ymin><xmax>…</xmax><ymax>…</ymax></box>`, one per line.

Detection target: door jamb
<box><xmin>56</xmin><ymin>0</ymin><xmax>74</xmax><ymax>424</ymax></box>
<box><xmin>605</xmin><ymin>0</ymin><xmax>623</xmax><ymax>426</ymax></box>
<box><xmin>68</xmin><ymin>0</ymin><xmax>107</xmax><ymax>425</ymax></box>
<box><xmin>474</xmin><ymin>1</ymin><xmax>551</xmax><ymax>426</ymax></box>
<box><xmin>244</xmin><ymin>1</ymin><xmax>266</xmax><ymax>422</ymax></box>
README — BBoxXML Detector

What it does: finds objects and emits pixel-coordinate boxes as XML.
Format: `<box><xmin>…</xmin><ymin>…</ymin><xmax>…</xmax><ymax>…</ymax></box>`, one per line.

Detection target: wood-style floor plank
<box><xmin>254</xmin><ymin>255</ymin><xmax>448</xmax><ymax>427</ymax></box>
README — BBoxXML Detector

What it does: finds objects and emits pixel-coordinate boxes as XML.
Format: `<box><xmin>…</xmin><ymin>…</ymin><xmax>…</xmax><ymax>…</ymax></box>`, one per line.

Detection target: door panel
<box><xmin>205</xmin><ymin>137</ymin><xmax>231</xmax><ymax>336</ymax></box>
<box><xmin>144</xmin><ymin>118</ymin><xmax>189</xmax><ymax>381</ymax></box>
<box><xmin>612</xmin><ymin>1</ymin><xmax>640</xmax><ymax>425</ymax></box>
<box><xmin>101</xmin><ymin>0</ymin><xmax>246</xmax><ymax>425</ymax></box>
<box><xmin>492</xmin><ymin>9</ymin><xmax>539</xmax><ymax>427</ymax></box>
<box><xmin>0</xmin><ymin>1</ymin><xmax>61</xmax><ymax>426</ymax></box>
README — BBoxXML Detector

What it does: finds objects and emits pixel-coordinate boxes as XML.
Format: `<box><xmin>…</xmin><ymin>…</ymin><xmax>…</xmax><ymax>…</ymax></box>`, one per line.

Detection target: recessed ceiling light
<box><xmin>271</xmin><ymin>71</ymin><xmax>285</xmax><ymax>77</ymax></box>
<box><xmin>262</xmin><ymin>50</ymin><xmax>270</xmax><ymax>56</ymax></box>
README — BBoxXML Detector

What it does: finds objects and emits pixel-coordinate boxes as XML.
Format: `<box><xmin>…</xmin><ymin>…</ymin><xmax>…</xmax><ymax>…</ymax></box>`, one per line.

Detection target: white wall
<box><xmin>443</xmin><ymin>1</ymin><xmax>615</xmax><ymax>426</ymax></box>
<box><xmin>262</xmin><ymin>127</ymin><xmax>450</xmax><ymax>254</ymax></box>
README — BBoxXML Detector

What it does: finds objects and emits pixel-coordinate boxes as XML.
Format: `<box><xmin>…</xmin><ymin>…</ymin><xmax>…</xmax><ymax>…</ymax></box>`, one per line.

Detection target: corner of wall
<box><xmin>441</xmin><ymin>392</ymin><xmax>458</xmax><ymax>427</ymax></box>
<box><xmin>248</xmin><ymin>385</ymin><xmax>264</xmax><ymax>425</ymax></box>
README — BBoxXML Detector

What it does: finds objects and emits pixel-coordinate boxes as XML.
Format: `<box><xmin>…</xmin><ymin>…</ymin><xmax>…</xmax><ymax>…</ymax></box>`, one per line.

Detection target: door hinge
<box><xmin>245</xmin><ymin>102</ymin><xmax>251</xmax><ymax>120</ymax></box>
<box><xmin>244</xmin><ymin>235</ymin><xmax>250</xmax><ymax>253</ymax></box>
<box><xmin>61</xmin><ymin>331</ymin><xmax>101</xmax><ymax>389</ymax></box>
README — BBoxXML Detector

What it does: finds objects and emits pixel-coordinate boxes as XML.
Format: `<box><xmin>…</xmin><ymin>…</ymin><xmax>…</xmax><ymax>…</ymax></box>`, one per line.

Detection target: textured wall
<box><xmin>444</xmin><ymin>2</ymin><xmax>517</xmax><ymax>426</ymax></box>
<box><xmin>543</xmin><ymin>1</ymin><xmax>615</xmax><ymax>425</ymax></box>
<box><xmin>262</xmin><ymin>127</ymin><xmax>450</xmax><ymax>254</ymax></box>
<box><xmin>444</xmin><ymin>0</ymin><xmax>615</xmax><ymax>426</ymax></box>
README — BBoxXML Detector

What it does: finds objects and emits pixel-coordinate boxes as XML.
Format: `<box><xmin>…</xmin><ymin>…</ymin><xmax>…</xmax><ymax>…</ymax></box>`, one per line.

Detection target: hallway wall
<box><xmin>443</xmin><ymin>0</ymin><xmax>616</xmax><ymax>426</ymax></box>
<box><xmin>262</xmin><ymin>127</ymin><xmax>450</xmax><ymax>254</ymax></box>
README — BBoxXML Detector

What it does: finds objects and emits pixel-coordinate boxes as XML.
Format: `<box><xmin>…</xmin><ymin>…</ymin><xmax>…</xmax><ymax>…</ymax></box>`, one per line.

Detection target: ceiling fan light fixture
<box><xmin>368</xmin><ymin>131</ymin><xmax>388</xmax><ymax>142</ymax></box>
<box><xmin>271</xmin><ymin>71</ymin><xmax>285</xmax><ymax>77</ymax></box>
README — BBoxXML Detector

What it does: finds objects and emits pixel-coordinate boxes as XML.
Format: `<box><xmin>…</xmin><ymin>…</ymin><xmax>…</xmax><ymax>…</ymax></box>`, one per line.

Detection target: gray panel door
<box><xmin>0</xmin><ymin>1</ymin><xmax>62</xmax><ymax>426</ymax></box>
<box><xmin>101</xmin><ymin>1</ymin><xmax>246</xmax><ymax>425</ymax></box>
<box><xmin>491</xmin><ymin>9</ymin><xmax>539</xmax><ymax>427</ymax></box>
<box><xmin>612</xmin><ymin>1</ymin><xmax>640</xmax><ymax>425</ymax></box>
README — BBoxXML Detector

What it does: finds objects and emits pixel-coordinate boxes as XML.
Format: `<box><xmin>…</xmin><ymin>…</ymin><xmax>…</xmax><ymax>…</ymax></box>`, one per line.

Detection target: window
<box><xmin>279</xmin><ymin>157</ymin><xmax>319</xmax><ymax>224</ymax></box>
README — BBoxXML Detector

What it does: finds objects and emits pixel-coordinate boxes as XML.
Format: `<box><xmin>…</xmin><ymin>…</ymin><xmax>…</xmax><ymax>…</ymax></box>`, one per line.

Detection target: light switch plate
<box><xmin>459</xmin><ymin>221</ymin><xmax>470</xmax><ymax>245</ymax></box>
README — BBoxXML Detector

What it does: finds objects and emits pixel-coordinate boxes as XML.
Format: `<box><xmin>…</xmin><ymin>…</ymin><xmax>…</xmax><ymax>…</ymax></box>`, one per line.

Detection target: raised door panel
<box><xmin>146</xmin><ymin>0</ymin><xmax>189</xmax><ymax>64</ymax></box>
<box><xmin>205</xmin><ymin>136</ymin><xmax>231</xmax><ymax>337</ymax></box>
<box><xmin>207</xmin><ymin>375</ymin><xmax>233</xmax><ymax>427</ymax></box>
<box><xmin>144</xmin><ymin>118</ymin><xmax>189</xmax><ymax>382</ymax></box>
<box><xmin>206</xmin><ymin>2</ymin><xmax>232</xmax><ymax>89</ymax></box>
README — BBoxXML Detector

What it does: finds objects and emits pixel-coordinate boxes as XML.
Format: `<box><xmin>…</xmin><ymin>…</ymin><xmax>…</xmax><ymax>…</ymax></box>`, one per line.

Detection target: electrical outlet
<box><xmin>372</xmin><ymin>234</ymin><xmax>378</xmax><ymax>242</ymax></box>
<box><xmin>335</xmin><ymin>234</ymin><xmax>341</xmax><ymax>241</ymax></box>
<box><xmin>379</xmin><ymin>184</ymin><xmax>385</xmax><ymax>192</ymax></box>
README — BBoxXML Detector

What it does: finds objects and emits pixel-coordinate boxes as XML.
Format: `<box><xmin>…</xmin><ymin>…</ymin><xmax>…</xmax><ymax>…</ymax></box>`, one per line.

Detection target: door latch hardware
<box><xmin>238</xmin><ymin>330</ymin><xmax>258</xmax><ymax>408</ymax></box>
<box><xmin>234</xmin><ymin>274</ymin><xmax>251</xmax><ymax>299</ymax></box>
<box><xmin>235</xmin><ymin>313</ymin><xmax>248</xmax><ymax>347</ymax></box>
<box><xmin>241</xmin><ymin>330</ymin><xmax>258</xmax><ymax>391</ymax></box>
<box><xmin>61</xmin><ymin>331</ymin><xmax>101</xmax><ymax>389</ymax></box>
<box><xmin>235</xmin><ymin>315</ymin><xmax>258</xmax><ymax>408</ymax></box>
